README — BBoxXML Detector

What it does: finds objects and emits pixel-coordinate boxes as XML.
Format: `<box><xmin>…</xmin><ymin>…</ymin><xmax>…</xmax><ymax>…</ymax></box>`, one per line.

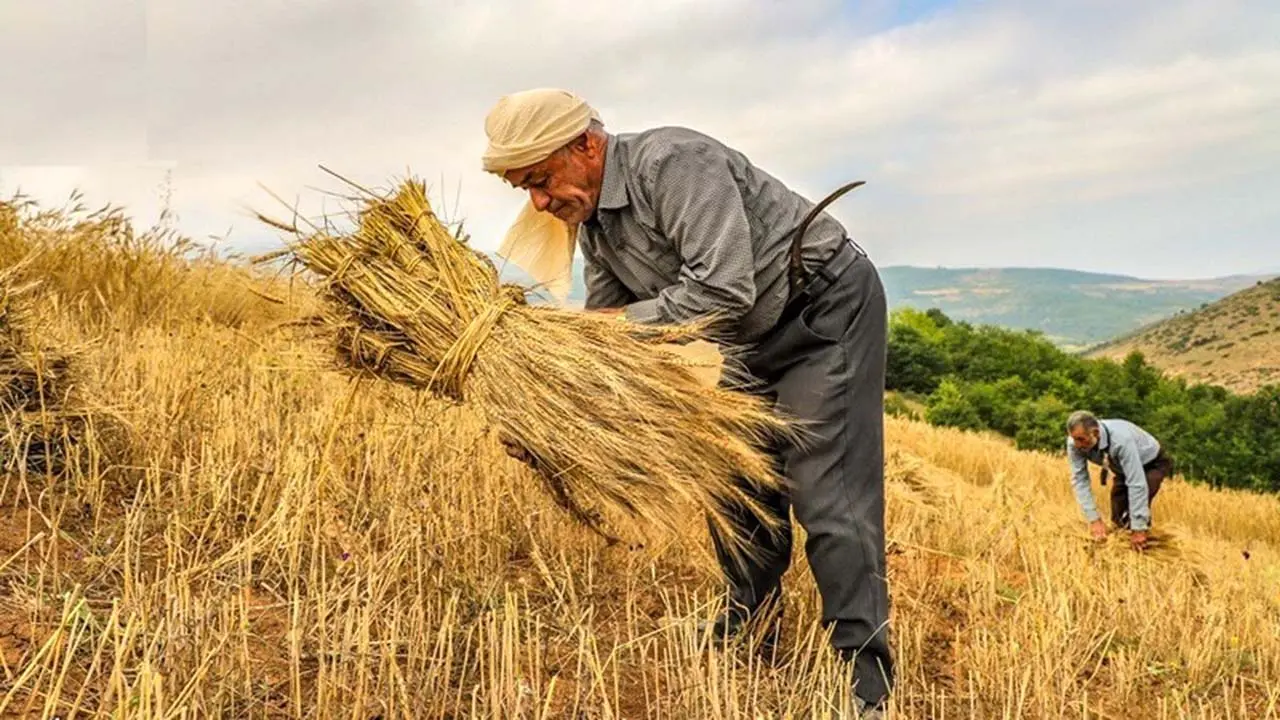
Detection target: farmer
<box><xmin>480</xmin><ymin>88</ymin><xmax>893</xmax><ymax>716</ymax></box>
<box><xmin>1066</xmin><ymin>410</ymin><xmax>1175</xmax><ymax>550</ymax></box>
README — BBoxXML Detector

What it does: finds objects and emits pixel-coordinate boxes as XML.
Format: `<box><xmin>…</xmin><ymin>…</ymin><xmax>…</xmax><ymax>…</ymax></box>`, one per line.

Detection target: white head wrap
<box><xmin>482</xmin><ymin>89</ymin><xmax>600</xmax><ymax>303</ymax></box>
<box><xmin>482</xmin><ymin>88</ymin><xmax>600</xmax><ymax>173</ymax></box>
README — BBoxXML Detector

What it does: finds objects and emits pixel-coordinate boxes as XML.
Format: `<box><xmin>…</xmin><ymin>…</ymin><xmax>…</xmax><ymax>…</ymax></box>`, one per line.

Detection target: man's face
<box><xmin>503</xmin><ymin>134</ymin><xmax>604</xmax><ymax>226</ymax></box>
<box><xmin>1069</xmin><ymin>425</ymin><xmax>1099</xmax><ymax>451</ymax></box>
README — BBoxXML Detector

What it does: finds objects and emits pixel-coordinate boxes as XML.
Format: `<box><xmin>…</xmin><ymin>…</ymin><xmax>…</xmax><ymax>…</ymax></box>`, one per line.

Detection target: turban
<box><xmin>481</xmin><ymin>88</ymin><xmax>600</xmax><ymax>305</ymax></box>
<box><xmin>481</xmin><ymin>88</ymin><xmax>600</xmax><ymax>173</ymax></box>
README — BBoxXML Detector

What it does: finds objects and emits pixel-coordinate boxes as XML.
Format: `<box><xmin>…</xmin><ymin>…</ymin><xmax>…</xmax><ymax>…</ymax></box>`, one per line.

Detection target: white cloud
<box><xmin>915</xmin><ymin>50</ymin><xmax>1280</xmax><ymax>202</ymax></box>
<box><xmin>1</xmin><ymin>0</ymin><xmax>1277</xmax><ymax>278</ymax></box>
<box><xmin>0</xmin><ymin>0</ymin><xmax>148</xmax><ymax>164</ymax></box>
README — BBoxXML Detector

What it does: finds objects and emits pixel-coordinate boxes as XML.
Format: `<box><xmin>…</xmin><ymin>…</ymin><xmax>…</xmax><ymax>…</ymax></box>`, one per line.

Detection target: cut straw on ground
<box><xmin>3</xmin><ymin>190</ymin><xmax>1279</xmax><ymax>717</ymax></box>
<box><xmin>0</xmin><ymin>258</ymin><xmax>104</xmax><ymax>479</ymax></box>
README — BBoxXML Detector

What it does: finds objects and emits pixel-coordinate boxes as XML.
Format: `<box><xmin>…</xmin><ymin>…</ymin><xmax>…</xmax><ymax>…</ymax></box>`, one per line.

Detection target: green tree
<box><xmin>925</xmin><ymin>307</ymin><xmax>953</xmax><ymax>328</ymax></box>
<box><xmin>1122</xmin><ymin>351</ymin><xmax>1161</xmax><ymax>401</ymax></box>
<box><xmin>925</xmin><ymin>378</ymin><xmax>984</xmax><ymax>431</ymax></box>
<box><xmin>1027</xmin><ymin>369</ymin><xmax>1083</xmax><ymax>407</ymax></box>
<box><xmin>1078</xmin><ymin>359</ymin><xmax>1143</xmax><ymax>423</ymax></box>
<box><xmin>886</xmin><ymin>322</ymin><xmax>949</xmax><ymax>395</ymax></box>
<box><xmin>965</xmin><ymin>377</ymin><xmax>1030</xmax><ymax>436</ymax></box>
<box><xmin>1014</xmin><ymin>395</ymin><xmax>1072</xmax><ymax>452</ymax></box>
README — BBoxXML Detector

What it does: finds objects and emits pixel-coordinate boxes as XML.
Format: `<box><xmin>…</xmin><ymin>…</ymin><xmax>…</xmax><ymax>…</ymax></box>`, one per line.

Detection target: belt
<box><xmin>776</xmin><ymin>236</ymin><xmax>864</xmax><ymax>328</ymax></box>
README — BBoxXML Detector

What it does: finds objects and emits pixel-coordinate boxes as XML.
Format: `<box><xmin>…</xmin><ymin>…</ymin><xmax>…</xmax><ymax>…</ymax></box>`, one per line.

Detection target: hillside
<box><xmin>1088</xmin><ymin>277</ymin><xmax>1280</xmax><ymax>393</ymax></box>
<box><xmin>1</xmin><ymin>196</ymin><xmax>1279</xmax><ymax>718</ymax></box>
<box><xmin>498</xmin><ymin>256</ymin><xmax>1269</xmax><ymax>350</ymax></box>
<box><xmin>877</xmin><ymin>266</ymin><xmax>1272</xmax><ymax>349</ymax></box>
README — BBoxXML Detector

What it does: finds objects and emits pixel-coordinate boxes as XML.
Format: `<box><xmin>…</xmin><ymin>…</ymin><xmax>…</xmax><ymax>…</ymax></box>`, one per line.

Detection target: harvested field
<box><xmin>0</xmin><ymin>194</ymin><xmax>1278</xmax><ymax>718</ymax></box>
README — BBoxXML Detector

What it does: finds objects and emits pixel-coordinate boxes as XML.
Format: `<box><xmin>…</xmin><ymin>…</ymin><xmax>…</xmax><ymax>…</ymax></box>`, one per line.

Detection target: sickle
<box><xmin>788</xmin><ymin>180</ymin><xmax>866</xmax><ymax>297</ymax></box>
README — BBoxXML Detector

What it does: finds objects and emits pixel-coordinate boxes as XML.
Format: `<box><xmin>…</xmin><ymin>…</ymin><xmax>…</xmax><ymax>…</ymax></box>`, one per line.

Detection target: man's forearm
<box><xmin>623</xmin><ymin>276</ymin><xmax>753</xmax><ymax>328</ymax></box>
<box><xmin>1069</xmin><ymin>452</ymin><xmax>1100</xmax><ymax>521</ymax></box>
<box><xmin>1126</xmin><ymin>481</ymin><xmax>1152</xmax><ymax>531</ymax></box>
<box><xmin>1118</xmin><ymin>449</ymin><xmax>1151</xmax><ymax>531</ymax></box>
<box><xmin>1072</xmin><ymin>477</ymin><xmax>1101</xmax><ymax>522</ymax></box>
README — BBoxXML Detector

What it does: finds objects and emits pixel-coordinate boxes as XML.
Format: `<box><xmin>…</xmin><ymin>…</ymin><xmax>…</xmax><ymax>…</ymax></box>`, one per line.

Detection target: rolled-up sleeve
<box><xmin>1069</xmin><ymin>441</ymin><xmax>1101</xmax><ymax>522</ymax></box>
<box><xmin>623</xmin><ymin>144</ymin><xmax>755</xmax><ymax>328</ymax></box>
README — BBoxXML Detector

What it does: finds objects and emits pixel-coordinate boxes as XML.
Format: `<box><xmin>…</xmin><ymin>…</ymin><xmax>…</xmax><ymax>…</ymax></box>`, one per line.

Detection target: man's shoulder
<box><xmin>618</xmin><ymin>126</ymin><xmax>738</xmax><ymax>171</ymax></box>
<box><xmin>1103</xmin><ymin>418</ymin><xmax>1155</xmax><ymax>449</ymax></box>
<box><xmin>1103</xmin><ymin>418</ymin><xmax>1146</xmax><ymax>436</ymax></box>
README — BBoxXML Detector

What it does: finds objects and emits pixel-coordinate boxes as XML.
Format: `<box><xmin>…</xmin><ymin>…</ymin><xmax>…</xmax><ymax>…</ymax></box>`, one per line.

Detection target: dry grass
<box><xmin>0</xmin><ymin>194</ymin><xmax>289</xmax><ymax>333</ymax></box>
<box><xmin>0</xmin><ymin>195</ymin><xmax>1277</xmax><ymax>718</ymax></box>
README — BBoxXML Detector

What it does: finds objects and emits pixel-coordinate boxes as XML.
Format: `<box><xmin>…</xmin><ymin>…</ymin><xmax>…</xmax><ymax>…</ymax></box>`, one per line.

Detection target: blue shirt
<box><xmin>1068</xmin><ymin>419</ymin><xmax>1162</xmax><ymax>531</ymax></box>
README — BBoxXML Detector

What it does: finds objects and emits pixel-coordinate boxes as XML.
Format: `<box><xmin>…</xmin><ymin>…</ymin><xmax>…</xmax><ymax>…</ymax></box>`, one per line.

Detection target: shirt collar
<box><xmin>1097</xmin><ymin>422</ymin><xmax>1111</xmax><ymax>453</ymax></box>
<box><xmin>595</xmin><ymin>133</ymin><xmax>629</xmax><ymax>211</ymax></box>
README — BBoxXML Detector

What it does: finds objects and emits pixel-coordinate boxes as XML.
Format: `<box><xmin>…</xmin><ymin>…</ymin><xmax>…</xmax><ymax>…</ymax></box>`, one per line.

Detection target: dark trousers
<box><xmin>1110</xmin><ymin>450</ymin><xmax>1173</xmax><ymax>528</ymax></box>
<box><xmin>708</xmin><ymin>242</ymin><xmax>893</xmax><ymax>707</ymax></box>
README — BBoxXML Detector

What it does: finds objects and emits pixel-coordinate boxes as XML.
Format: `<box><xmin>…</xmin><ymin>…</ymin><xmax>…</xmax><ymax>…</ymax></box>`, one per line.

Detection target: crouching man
<box><xmin>1066</xmin><ymin>411</ymin><xmax>1175</xmax><ymax>550</ymax></box>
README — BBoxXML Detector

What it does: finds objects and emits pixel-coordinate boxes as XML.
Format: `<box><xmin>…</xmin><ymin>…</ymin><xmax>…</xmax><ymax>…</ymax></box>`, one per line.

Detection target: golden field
<box><xmin>1</xmin><ymin>195</ymin><xmax>1279</xmax><ymax>719</ymax></box>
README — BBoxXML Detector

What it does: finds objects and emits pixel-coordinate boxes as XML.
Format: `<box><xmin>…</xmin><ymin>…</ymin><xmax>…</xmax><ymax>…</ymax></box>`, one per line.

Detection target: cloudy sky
<box><xmin>2</xmin><ymin>0</ymin><xmax>1278</xmax><ymax>279</ymax></box>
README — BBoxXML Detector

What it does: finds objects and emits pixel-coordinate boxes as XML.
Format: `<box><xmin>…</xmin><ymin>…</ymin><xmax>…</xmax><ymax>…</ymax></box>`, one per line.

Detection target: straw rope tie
<box><xmin>433</xmin><ymin>295</ymin><xmax>518</xmax><ymax>398</ymax></box>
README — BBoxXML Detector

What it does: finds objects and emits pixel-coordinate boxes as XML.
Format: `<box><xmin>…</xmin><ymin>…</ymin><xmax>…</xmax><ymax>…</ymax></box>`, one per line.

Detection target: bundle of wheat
<box><xmin>0</xmin><ymin>262</ymin><xmax>95</xmax><ymax>477</ymax></box>
<box><xmin>258</xmin><ymin>174</ymin><xmax>796</xmax><ymax>561</ymax></box>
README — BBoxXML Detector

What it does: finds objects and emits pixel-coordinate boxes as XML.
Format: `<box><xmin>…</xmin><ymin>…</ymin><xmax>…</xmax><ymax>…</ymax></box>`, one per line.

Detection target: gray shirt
<box><xmin>1068</xmin><ymin>419</ymin><xmax>1162</xmax><ymax>531</ymax></box>
<box><xmin>577</xmin><ymin>127</ymin><xmax>849</xmax><ymax>344</ymax></box>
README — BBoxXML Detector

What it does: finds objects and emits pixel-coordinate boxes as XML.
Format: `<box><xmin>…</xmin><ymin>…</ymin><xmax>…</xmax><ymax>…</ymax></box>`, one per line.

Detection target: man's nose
<box><xmin>530</xmin><ymin>188</ymin><xmax>551</xmax><ymax>212</ymax></box>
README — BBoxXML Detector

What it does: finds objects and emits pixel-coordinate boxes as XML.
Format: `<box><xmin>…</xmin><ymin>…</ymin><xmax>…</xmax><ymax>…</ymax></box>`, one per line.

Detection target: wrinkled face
<box><xmin>1069</xmin><ymin>425</ymin><xmax>1099</xmax><ymax>451</ymax></box>
<box><xmin>503</xmin><ymin>133</ymin><xmax>605</xmax><ymax>226</ymax></box>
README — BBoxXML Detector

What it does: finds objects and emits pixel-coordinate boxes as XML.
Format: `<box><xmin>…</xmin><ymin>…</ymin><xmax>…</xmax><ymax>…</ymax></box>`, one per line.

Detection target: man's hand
<box><xmin>1130</xmin><ymin>530</ymin><xmax>1149</xmax><ymax>551</ymax></box>
<box><xmin>1089</xmin><ymin>519</ymin><xmax>1107</xmax><ymax>541</ymax></box>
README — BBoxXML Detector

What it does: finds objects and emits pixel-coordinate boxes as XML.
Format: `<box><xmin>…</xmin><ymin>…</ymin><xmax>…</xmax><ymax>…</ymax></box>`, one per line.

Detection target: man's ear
<box><xmin>571</xmin><ymin>131</ymin><xmax>599</xmax><ymax>157</ymax></box>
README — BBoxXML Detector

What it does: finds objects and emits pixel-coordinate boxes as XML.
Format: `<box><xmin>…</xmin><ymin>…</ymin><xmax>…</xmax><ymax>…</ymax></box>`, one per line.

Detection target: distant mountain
<box><xmin>876</xmin><ymin>267</ymin><xmax>1274</xmax><ymax>350</ymax></box>
<box><xmin>488</xmin><ymin>253</ymin><xmax>1272</xmax><ymax>350</ymax></box>
<box><xmin>1087</xmin><ymin>277</ymin><xmax>1280</xmax><ymax>393</ymax></box>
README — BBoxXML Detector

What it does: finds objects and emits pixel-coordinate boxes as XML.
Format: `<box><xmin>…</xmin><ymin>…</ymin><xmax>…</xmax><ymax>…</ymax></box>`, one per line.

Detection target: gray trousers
<box><xmin>708</xmin><ymin>245</ymin><xmax>893</xmax><ymax>706</ymax></box>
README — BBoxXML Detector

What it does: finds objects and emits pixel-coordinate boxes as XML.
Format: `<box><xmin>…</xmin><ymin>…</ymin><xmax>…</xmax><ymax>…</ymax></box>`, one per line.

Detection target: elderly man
<box><xmin>1066</xmin><ymin>411</ymin><xmax>1175</xmax><ymax>550</ymax></box>
<box><xmin>481</xmin><ymin>88</ymin><xmax>893</xmax><ymax>715</ymax></box>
